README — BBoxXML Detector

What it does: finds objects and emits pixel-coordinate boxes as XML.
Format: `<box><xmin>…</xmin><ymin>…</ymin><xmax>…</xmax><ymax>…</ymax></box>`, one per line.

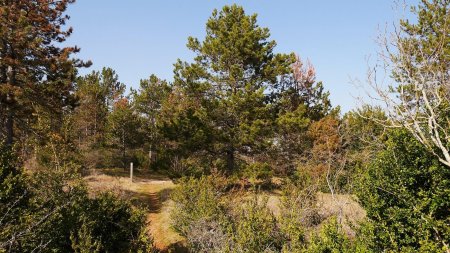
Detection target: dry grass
<box><xmin>84</xmin><ymin>169</ymin><xmax>185</xmax><ymax>252</ymax></box>
<box><xmin>316</xmin><ymin>192</ymin><xmax>366</xmax><ymax>237</ymax></box>
<box><xmin>226</xmin><ymin>190</ymin><xmax>365</xmax><ymax>238</ymax></box>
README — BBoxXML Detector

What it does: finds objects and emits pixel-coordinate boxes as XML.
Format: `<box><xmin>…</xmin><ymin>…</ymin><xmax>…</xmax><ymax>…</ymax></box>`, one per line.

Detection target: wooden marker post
<box><xmin>130</xmin><ymin>162</ymin><xmax>133</xmax><ymax>182</ymax></box>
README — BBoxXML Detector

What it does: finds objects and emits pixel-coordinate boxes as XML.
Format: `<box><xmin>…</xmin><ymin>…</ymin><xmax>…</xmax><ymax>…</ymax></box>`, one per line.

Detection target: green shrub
<box><xmin>357</xmin><ymin>129</ymin><xmax>450</xmax><ymax>252</ymax></box>
<box><xmin>170</xmin><ymin>175</ymin><xmax>373</xmax><ymax>253</ymax></box>
<box><xmin>305</xmin><ymin>217</ymin><xmax>352</xmax><ymax>253</ymax></box>
<box><xmin>70</xmin><ymin>220</ymin><xmax>102</xmax><ymax>253</ymax></box>
<box><xmin>232</xmin><ymin>195</ymin><xmax>282</xmax><ymax>253</ymax></box>
<box><xmin>0</xmin><ymin>153</ymin><xmax>153</xmax><ymax>253</ymax></box>
<box><xmin>171</xmin><ymin>176</ymin><xmax>230</xmax><ymax>252</ymax></box>
<box><xmin>83</xmin><ymin>192</ymin><xmax>150</xmax><ymax>253</ymax></box>
<box><xmin>242</xmin><ymin>162</ymin><xmax>273</xmax><ymax>186</ymax></box>
<box><xmin>279</xmin><ymin>181</ymin><xmax>318</xmax><ymax>252</ymax></box>
<box><xmin>171</xmin><ymin>176</ymin><xmax>227</xmax><ymax>236</ymax></box>
<box><xmin>0</xmin><ymin>145</ymin><xmax>28</xmax><ymax>251</ymax></box>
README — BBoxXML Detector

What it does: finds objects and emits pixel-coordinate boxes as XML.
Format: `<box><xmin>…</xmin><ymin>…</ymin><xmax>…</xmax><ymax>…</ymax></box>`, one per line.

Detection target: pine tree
<box><xmin>399</xmin><ymin>0</ymin><xmax>450</xmax><ymax>75</ymax></box>
<box><xmin>0</xmin><ymin>0</ymin><xmax>90</xmax><ymax>149</ymax></box>
<box><xmin>74</xmin><ymin>68</ymin><xmax>125</xmax><ymax>150</ymax></box>
<box><xmin>107</xmin><ymin>97</ymin><xmax>142</xmax><ymax>168</ymax></box>
<box><xmin>272</xmin><ymin>56</ymin><xmax>332</xmax><ymax>173</ymax></box>
<box><xmin>163</xmin><ymin>5</ymin><xmax>293</xmax><ymax>172</ymax></box>
<box><xmin>132</xmin><ymin>75</ymin><xmax>171</xmax><ymax>165</ymax></box>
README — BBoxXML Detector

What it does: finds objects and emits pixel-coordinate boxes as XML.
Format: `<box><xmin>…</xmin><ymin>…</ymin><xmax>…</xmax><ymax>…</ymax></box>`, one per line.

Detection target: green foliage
<box><xmin>23</xmin><ymin>169</ymin><xmax>87</xmax><ymax>252</ymax></box>
<box><xmin>342</xmin><ymin>105</ymin><xmax>387</xmax><ymax>153</ymax></box>
<box><xmin>107</xmin><ymin>97</ymin><xmax>143</xmax><ymax>168</ymax></box>
<box><xmin>0</xmin><ymin>154</ymin><xmax>153</xmax><ymax>252</ymax></box>
<box><xmin>274</xmin><ymin>58</ymin><xmax>332</xmax><ymax>123</ymax></box>
<box><xmin>0</xmin><ymin>145</ymin><xmax>28</xmax><ymax>251</ymax></box>
<box><xmin>301</xmin><ymin>216</ymin><xmax>373</xmax><ymax>253</ymax></box>
<box><xmin>7</xmin><ymin>1</ymin><xmax>450</xmax><ymax>252</ymax></box>
<box><xmin>383</xmin><ymin>0</ymin><xmax>450</xmax><ymax>171</ymax></box>
<box><xmin>74</xmin><ymin>68</ymin><xmax>125</xmax><ymax>148</ymax></box>
<box><xmin>279</xmin><ymin>178</ymin><xmax>321</xmax><ymax>253</ymax></box>
<box><xmin>34</xmin><ymin>119</ymin><xmax>83</xmax><ymax>171</ymax></box>
<box><xmin>242</xmin><ymin>162</ymin><xmax>273</xmax><ymax>185</ymax></box>
<box><xmin>82</xmin><ymin>192</ymin><xmax>150</xmax><ymax>253</ymax></box>
<box><xmin>132</xmin><ymin>75</ymin><xmax>171</xmax><ymax>166</ymax></box>
<box><xmin>0</xmin><ymin>145</ymin><xmax>26</xmax><ymax>213</ymax></box>
<box><xmin>233</xmin><ymin>196</ymin><xmax>282</xmax><ymax>252</ymax></box>
<box><xmin>171</xmin><ymin>176</ymin><xmax>359</xmax><ymax>253</ymax></box>
<box><xmin>305</xmin><ymin>217</ymin><xmax>351</xmax><ymax>253</ymax></box>
<box><xmin>158</xmin><ymin>90</ymin><xmax>213</xmax><ymax>173</ymax></box>
<box><xmin>270</xmin><ymin>56</ymin><xmax>333</xmax><ymax>174</ymax></box>
<box><xmin>161</xmin><ymin>4</ymin><xmax>293</xmax><ymax>174</ymax></box>
<box><xmin>357</xmin><ymin>129</ymin><xmax>450</xmax><ymax>252</ymax></box>
<box><xmin>276</xmin><ymin>105</ymin><xmax>311</xmax><ymax>134</ymax></box>
<box><xmin>399</xmin><ymin>0</ymin><xmax>450</xmax><ymax>75</ymax></box>
<box><xmin>72</xmin><ymin>68</ymin><xmax>131</xmax><ymax>169</ymax></box>
<box><xmin>171</xmin><ymin>176</ymin><xmax>227</xmax><ymax>237</ymax></box>
<box><xmin>130</xmin><ymin>75</ymin><xmax>172</xmax><ymax>170</ymax></box>
<box><xmin>171</xmin><ymin>176</ymin><xmax>232</xmax><ymax>252</ymax></box>
<box><xmin>339</xmin><ymin>106</ymin><xmax>388</xmax><ymax>192</ymax></box>
<box><xmin>70</xmin><ymin>220</ymin><xmax>102</xmax><ymax>253</ymax></box>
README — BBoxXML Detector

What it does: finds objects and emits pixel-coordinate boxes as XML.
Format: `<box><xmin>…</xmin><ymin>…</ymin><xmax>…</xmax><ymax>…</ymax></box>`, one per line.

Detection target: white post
<box><xmin>130</xmin><ymin>162</ymin><xmax>133</xmax><ymax>182</ymax></box>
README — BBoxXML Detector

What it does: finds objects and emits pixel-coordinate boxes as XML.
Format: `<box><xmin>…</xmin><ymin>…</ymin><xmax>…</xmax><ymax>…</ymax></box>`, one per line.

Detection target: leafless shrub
<box><xmin>186</xmin><ymin>219</ymin><xmax>230</xmax><ymax>253</ymax></box>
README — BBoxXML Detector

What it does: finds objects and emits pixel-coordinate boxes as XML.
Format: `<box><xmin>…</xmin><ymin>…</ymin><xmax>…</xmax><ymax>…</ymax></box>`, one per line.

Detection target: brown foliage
<box><xmin>308</xmin><ymin>116</ymin><xmax>341</xmax><ymax>159</ymax></box>
<box><xmin>0</xmin><ymin>0</ymin><xmax>89</xmax><ymax>155</ymax></box>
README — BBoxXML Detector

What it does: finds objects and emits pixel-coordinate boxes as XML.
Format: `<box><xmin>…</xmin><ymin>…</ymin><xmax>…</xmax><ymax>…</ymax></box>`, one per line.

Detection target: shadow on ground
<box><xmin>125</xmin><ymin>188</ymin><xmax>174</xmax><ymax>214</ymax></box>
<box><xmin>163</xmin><ymin>241</ymin><xmax>189</xmax><ymax>253</ymax></box>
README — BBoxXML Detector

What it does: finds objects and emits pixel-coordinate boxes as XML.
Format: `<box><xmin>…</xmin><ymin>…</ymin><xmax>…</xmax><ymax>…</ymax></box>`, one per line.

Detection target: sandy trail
<box><xmin>84</xmin><ymin>170</ymin><xmax>185</xmax><ymax>252</ymax></box>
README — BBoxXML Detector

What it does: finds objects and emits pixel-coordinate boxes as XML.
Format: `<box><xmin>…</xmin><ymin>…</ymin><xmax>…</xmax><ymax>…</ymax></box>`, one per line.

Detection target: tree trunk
<box><xmin>122</xmin><ymin>127</ymin><xmax>126</xmax><ymax>170</ymax></box>
<box><xmin>226</xmin><ymin>147</ymin><xmax>235</xmax><ymax>172</ymax></box>
<box><xmin>4</xmin><ymin>64</ymin><xmax>16</xmax><ymax>147</ymax></box>
<box><xmin>5</xmin><ymin>110</ymin><xmax>13</xmax><ymax>146</ymax></box>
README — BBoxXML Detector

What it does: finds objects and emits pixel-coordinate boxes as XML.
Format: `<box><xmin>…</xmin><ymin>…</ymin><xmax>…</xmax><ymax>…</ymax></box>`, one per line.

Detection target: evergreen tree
<box><xmin>272</xmin><ymin>56</ymin><xmax>332</xmax><ymax>173</ymax></box>
<box><xmin>74</xmin><ymin>68</ymin><xmax>125</xmax><ymax>150</ymax></box>
<box><xmin>162</xmin><ymin>5</ymin><xmax>293</xmax><ymax>172</ymax></box>
<box><xmin>0</xmin><ymin>145</ymin><xmax>28</xmax><ymax>251</ymax></box>
<box><xmin>399</xmin><ymin>0</ymin><xmax>450</xmax><ymax>76</ymax></box>
<box><xmin>0</xmin><ymin>0</ymin><xmax>90</xmax><ymax>149</ymax></box>
<box><xmin>107</xmin><ymin>97</ymin><xmax>142</xmax><ymax>168</ymax></box>
<box><xmin>132</xmin><ymin>75</ymin><xmax>171</xmax><ymax>166</ymax></box>
<box><xmin>71</xmin><ymin>67</ymin><xmax>126</xmax><ymax>168</ymax></box>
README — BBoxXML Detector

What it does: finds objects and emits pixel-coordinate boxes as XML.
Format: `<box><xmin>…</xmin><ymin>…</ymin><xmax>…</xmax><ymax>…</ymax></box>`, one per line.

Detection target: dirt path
<box><xmin>84</xmin><ymin>170</ymin><xmax>185</xmax><ymax>252</ymax></box>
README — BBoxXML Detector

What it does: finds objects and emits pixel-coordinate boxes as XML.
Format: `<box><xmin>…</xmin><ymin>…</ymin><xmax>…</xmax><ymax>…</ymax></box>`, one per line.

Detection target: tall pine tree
<box><xmin>0</xmin><ymin>0</ymin><xmax>89</xmax><ymax>150</ymax></box>
<box><xmin>162</xmin><ymin>5</ymin><xmax>293</xmax><ymax>172</ymax></box>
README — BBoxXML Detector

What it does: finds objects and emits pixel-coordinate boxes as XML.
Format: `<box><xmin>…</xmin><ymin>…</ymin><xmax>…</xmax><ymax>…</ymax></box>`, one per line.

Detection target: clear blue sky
<box><xmin>65</xmin><ymin>1</ymin><xmax>418</xmax><ymax>112</ymax></box>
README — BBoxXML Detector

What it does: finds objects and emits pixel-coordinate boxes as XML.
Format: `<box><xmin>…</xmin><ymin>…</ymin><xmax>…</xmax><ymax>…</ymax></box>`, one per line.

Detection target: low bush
<box><xmin>233</xmin><ymin>195</ymin><xmax>282</xmax><ymax>252</ymax></box>
<box><xmin>0</xmin><ymin>145</ymin><xmax>154</xmax><ymax>253</ymax></box>
<box><xmin>171</xmin><ymin>176</ymin><xmax>357</xmax><ymax>253</ymax></box>
<box><xmin>242</xmin><ymin>162</ymin><xmax>273</xmax><ymax>186</ymax></box>
<box><xmin>171</xmin><ymin>176</ymin><xmax>230</xmax><ymax>252</ymax></box>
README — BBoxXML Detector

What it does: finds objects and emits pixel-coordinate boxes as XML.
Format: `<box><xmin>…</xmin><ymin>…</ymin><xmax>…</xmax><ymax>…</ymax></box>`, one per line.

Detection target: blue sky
<box><xmin>65</xmin><ymin>1</ymin><xmax>418</xmax><ymax>112</ymax></box>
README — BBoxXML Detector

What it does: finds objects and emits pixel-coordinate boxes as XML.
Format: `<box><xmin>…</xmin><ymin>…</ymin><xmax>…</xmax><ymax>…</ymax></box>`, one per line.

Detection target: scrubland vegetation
<box><xmin>1</xmin><ymin>0</ymin><xmax>449</xmax><ymax>252</ymax></box>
